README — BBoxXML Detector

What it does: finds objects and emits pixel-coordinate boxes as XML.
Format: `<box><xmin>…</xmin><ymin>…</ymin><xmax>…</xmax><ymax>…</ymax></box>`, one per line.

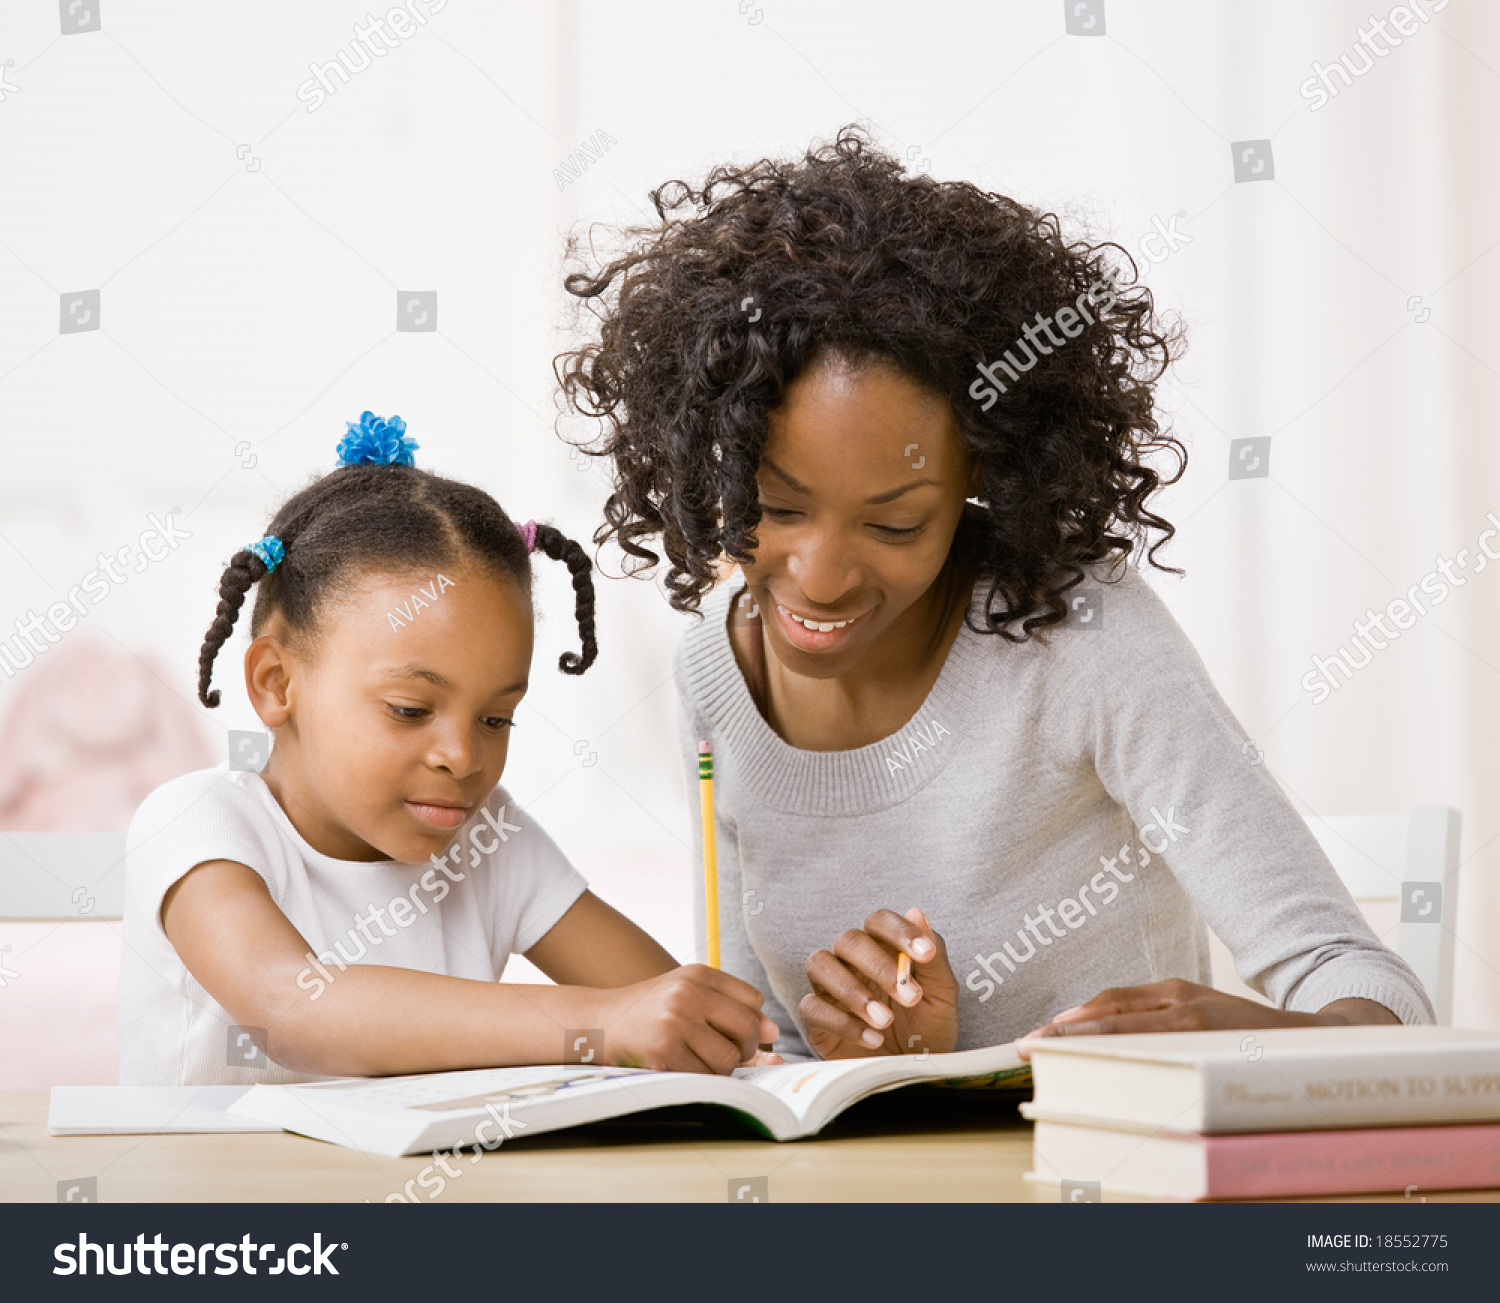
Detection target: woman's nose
<box><xmin>784</xmin><ymin>527</ymin><xmax>860</xmax><ymax>606</ymax></box>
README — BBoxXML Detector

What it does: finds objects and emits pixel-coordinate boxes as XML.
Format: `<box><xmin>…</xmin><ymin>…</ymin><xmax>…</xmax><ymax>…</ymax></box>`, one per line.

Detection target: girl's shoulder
<box><xmin>126</xmin><ymin>764</ymin><xmax>287</xmax><ymax>868</ymax></box>
<box><xmin>129</xmin><ymin>763</ymin><xmax>260</xmax><ymax>827</ymax></box>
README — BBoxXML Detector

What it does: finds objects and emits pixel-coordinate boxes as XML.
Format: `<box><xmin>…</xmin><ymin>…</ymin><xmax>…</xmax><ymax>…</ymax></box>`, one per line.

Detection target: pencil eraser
<box><xmin>698</xmin><ymin>740</ymin><xmax>712</xmax><ymax>754</ymax></box>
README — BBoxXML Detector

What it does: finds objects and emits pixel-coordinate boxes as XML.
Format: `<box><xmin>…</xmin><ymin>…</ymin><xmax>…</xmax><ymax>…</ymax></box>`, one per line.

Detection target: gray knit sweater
<box><xmin>673</xmin><ymin>562</ymin><xmax>1435</xmax><ymax>1056</ymax></box>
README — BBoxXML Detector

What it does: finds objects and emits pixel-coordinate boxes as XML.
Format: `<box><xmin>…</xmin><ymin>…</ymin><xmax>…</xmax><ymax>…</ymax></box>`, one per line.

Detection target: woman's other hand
<box><xmin>799</xmin><ymin>907</ymin><xmax>959</xmax><ymax>1059</ymax></box>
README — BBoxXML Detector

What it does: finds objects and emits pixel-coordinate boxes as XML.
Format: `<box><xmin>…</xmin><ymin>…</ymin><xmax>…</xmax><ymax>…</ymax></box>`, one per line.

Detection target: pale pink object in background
<box><xmin>0</xmin><ymin>638</ymin><xmax>215</xmax><ymax>830</ymax></box>
<box><xmin>0</xmin><ymin>638</ymin><xmax>217</xmax><ymax>1086</ymax></box>
<box><xmin>0</xmin><ymin>922</ymin><xmax>122</xmax><ymax>1090</ymax></box>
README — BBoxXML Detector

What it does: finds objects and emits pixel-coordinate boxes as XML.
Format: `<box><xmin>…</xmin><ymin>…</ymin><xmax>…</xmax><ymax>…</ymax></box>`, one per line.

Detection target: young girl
<box><xmin>118</xmin><ymin>412</ymin><xmax>777</xmax><ymax>1086</ymax></box>
<box><xmin>555</xmin><ymin>124</ymin><xmax>1436</xmax><ymax>1061</ymax></box>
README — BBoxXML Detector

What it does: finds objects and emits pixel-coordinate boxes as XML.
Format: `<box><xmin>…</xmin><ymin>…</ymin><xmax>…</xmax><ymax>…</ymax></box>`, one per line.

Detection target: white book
<box><xmin>1025</xmin><ymin>1025</ymin><xmax>1500</xmax><ymax>1134</ymax></box>
<box><xmin>48</xmin><ymin>1086</ymin><xmax>282</xmax><ymax>1136</ymax></box>
<box><xmin>226</xmin><ymin>1044</ymin><xmax>1029</xmax><ymax>1157</ymax></box>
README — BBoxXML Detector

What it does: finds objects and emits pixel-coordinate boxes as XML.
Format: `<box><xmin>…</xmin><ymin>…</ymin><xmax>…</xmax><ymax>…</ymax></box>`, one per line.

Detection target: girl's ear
<box><xmin>244</xmin><ymin>634</ymin><xmax>294</xmax><ymax>728</ymax></box>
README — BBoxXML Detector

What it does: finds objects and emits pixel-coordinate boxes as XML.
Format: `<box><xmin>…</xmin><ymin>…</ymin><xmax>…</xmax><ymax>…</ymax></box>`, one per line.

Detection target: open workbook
<box><xmin>226</xmin><ymin>1043</ymin><xmax>1030</xmax><ymax>1157</ymax></box>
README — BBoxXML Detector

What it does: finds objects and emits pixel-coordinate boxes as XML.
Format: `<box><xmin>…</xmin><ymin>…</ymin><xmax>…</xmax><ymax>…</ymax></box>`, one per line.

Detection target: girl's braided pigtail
<box><xmin>197</xmin><ymin>537</ymin><xmax>282</xmax><ymax>707</ymax></box>
<box><xmin>531</xmin><ymin>523</ymin><xmax>599</xmax><ymax>675</ymax></box>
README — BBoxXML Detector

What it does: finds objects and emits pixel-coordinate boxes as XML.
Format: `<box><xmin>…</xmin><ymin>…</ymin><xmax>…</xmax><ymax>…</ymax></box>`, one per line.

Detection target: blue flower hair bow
<box><xmin>336</xmin><ymin>411</ymin><xmax>419</xmax><ymax>467</ymax></box>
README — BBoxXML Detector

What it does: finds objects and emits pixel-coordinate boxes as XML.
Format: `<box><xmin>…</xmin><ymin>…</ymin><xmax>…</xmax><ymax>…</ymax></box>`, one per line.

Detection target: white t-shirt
<box><xmin>117</xmin><ymin>764</ymin><xmax>588</xmax><ymax>1086</ymax></box>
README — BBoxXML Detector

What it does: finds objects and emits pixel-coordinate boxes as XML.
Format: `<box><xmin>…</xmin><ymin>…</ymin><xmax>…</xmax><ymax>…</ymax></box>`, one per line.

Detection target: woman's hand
<box><xmin>1015</xmin><ymin>978</ymin><xmax>1401</xmax><ymax>1059</ymax></box>
<box><xmin>798</xmin><ymin>907</ymin><xmax>959</xmax><ymax>1060</ymax></box>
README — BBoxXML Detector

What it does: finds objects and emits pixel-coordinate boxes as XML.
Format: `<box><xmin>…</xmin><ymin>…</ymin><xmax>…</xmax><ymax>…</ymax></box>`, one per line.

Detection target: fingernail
<box><xmin>861</xmin><ymin>1028</ymin><xmax>884</xmax><ymax>1048</ymax></box>
<box><xmin>911</xmin><ymin>937</ymin><xmax>935</xmax><ymax>960</ymax></box>
<box><xmin>1052</xmin><ymin>1004</ymin><xmax>1086</xmax><ymax>1021</ymax></box>
<box><xmin>866</xmin><ymin>1000</ymin><xmax>892</xmax><ymax>1028</ymax></box>
<box><xmin>896</xmin><ymin>980</ymin><xmax>921</xmax><ymax>1007</ymax></box>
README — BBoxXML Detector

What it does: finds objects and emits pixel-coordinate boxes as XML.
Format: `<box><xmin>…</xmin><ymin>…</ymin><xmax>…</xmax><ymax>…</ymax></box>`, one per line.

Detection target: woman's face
<box><xmin>739</xmin><ymin>352</ymin><xmax>973</xmax><ymax>680</ymax></box>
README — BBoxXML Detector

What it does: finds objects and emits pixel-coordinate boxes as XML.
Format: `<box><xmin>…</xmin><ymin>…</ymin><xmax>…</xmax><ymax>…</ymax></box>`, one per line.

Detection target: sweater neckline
<box><xmin>683</xmin><ymin>579</ymin><xmax>997</xmax><ymax>815</ymax></box>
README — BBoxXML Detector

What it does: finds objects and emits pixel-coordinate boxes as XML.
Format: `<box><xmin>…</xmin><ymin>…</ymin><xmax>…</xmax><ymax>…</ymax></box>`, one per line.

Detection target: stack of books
<box><xmin>1022</xmin><ymin>1025</ymin><xmax>1500</xmax><ymax>1200</ymax></box>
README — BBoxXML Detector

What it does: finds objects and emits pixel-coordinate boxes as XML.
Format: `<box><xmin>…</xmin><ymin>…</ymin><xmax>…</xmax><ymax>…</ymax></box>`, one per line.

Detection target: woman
<box><xmin>555</xmin><ymin>124</ymin><xmax>1433</xmax><ymax>1060</ymax></box>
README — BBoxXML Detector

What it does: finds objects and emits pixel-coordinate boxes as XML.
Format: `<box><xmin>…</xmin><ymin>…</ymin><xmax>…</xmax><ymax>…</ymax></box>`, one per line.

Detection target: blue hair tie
<box><xmin>336</xmin><ymin>411</ymin><xmax>419</xmax><ymax>467</ymax></box>
<box><xmin>246</xmin><ymin>535</ymin><xmax>284</xmax><ymax>573</ymax></box>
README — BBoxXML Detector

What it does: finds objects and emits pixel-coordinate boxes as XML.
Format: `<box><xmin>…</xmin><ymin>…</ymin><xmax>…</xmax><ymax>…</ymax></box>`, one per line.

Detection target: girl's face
<box><xmin>739</xmin><ymin>352</ymin><xmax>973</xmax><ymax>680</ymax></box>
<box><xmin>251</xmin><ymin>560</ymin><xmax>533</xmax><ymax>863</ymax></box>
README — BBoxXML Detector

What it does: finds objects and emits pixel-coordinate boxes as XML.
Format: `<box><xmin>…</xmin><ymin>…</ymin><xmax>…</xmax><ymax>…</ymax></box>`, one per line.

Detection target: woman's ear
<box><xmin>244</xmin><ymin>634</ymin><xmax>294</xmax><ymax>729</ymax></box>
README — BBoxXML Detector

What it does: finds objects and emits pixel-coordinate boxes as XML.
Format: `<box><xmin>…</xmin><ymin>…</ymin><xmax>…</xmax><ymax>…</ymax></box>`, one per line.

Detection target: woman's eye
<box><xmin>388</xmin><ymin>704</ymin><xmax>428</xmax><ymax>721</ymax></box>
<box><xmin>757</xmin><ymin>503</ymin><xmax>800</xmax><ymax>519</ymax></box>
<box><xmin>872</xmin><ymin>523</ymin><xmax>924</xmax><ymax>538</ymax></box>
<box><xmin>483</xmin><ymin>717</ymin><xmax>515</xmax><ymax>732</ymax></box>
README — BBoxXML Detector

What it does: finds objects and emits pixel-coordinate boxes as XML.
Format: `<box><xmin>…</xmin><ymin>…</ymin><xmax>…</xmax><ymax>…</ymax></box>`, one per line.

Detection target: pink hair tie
<box><xmin>518</xmin><ymin>520</ymin><xmax>538</xmax><ymax>553</ymax></box>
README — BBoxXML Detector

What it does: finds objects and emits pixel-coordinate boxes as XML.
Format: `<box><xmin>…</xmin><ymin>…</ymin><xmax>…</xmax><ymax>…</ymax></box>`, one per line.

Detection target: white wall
<box><xmin>1</xmin><ymin>1</ymin><xmax>1495</xmax><ymax>1088</ymax></box>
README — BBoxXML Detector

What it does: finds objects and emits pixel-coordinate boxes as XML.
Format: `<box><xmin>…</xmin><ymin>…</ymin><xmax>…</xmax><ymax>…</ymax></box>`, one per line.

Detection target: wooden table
<box><xmin>5</xmin><ymin>1088</ymin><xmax>1499</xmax><ymax>1203</ymax></box>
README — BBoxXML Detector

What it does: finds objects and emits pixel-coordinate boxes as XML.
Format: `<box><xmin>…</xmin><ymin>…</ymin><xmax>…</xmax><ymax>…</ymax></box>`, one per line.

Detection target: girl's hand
<box><xmin>1015</xmin><ymin>978</ymin><xmax>1402</xmax><ymax>1059</ymax></box>
<box><xmin>594</xmin><ymin>964</ymin><xmax>782</xmax><ymax>1075</ymax></box>
<box><xmin>798</xmin><ymin>907</ymin><xmax>959</xmax><ymax>1060</ymax></box>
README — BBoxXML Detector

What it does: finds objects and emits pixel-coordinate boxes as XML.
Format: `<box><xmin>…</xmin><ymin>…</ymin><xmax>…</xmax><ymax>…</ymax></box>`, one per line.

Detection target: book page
<box><xmin>49</xmin><ymin>1086</ymin><xmax>281</xmax><ymax>1135</ymax></box>
<box><xmin>732</xmin><ymin>1057</ymin><xmax>914</xmax><ymax>1127</ymax></box>
<box><xmin>281</xmin><ymin>1065</ymin><xmax>662</xmax><ymax>1114</ymax></box>
<box><xmin>734</xmin><ymin>1044</ymin><xmax>1030</xmax><ymax>1133</ymax></box>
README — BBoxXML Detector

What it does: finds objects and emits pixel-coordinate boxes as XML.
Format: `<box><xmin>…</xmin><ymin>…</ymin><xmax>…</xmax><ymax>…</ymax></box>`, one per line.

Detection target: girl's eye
<box><xmin>757</xmin><ymin>504</ymin><xmax>800</xmax><ymax>520</ymax></box>
<box><xmin>872</xmin><ymin>523</ymin><xmax>924</xmax><ymax>539</ymax></box>
<box><xmin>389</xmin><ymin>705</ymin><xmax>514</xmax><ymax>731</ymax></box>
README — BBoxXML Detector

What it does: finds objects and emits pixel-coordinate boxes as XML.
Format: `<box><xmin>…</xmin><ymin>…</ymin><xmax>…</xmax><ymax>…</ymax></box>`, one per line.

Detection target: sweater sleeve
<box><xmin>1055</xmin><ymin>566</ymin><xmax>1434</xmax><ymax>1026</ymax></box>
<box><xmin>674</xmin><ymin>657</ymin><xmax>808</xmax><ymax>1057</ymax></box>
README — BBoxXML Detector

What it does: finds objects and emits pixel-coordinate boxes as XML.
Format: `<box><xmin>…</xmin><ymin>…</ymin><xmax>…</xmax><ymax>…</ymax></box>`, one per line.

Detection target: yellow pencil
<box><xmin>897</xmin><ymin>951</ymin><xmax>911</xmax><ymax>995</ymax></box>
<box><xmin>698</xmin><ymin>740</ymin><xmax>720</xmax><ymax>969</ymax></box>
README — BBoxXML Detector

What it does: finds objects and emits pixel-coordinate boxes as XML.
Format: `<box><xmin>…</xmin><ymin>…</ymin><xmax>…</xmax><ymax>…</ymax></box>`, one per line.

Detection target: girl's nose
<box><xmin>427</xmin><ymin>725</ymin><xmax>481</xmax><ymax>777</ymax></box>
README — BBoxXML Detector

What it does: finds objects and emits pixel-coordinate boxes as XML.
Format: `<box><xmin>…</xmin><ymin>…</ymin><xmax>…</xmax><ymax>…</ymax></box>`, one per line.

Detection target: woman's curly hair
<box><xmin>555</xmin><ymin>122</ymin><xmax>1186</xmax><ymax>640</ymax></box>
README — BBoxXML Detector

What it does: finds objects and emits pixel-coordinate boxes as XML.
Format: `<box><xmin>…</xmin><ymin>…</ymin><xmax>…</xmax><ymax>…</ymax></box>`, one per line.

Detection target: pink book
<box><xmin>1028</xmin><ymin>1116</ymin><xmax>1500</xmax><ymax>1199</ymax></box>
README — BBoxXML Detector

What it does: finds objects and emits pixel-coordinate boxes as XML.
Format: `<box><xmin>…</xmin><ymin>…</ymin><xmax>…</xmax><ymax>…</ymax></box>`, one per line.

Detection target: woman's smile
<box><xmin>771</xmin><ymin>600</ymin><xmax>870</xmax><ymax>653</ymax></box>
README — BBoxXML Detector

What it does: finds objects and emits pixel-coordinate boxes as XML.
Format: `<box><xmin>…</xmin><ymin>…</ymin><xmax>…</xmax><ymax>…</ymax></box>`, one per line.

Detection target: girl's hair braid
<box><xmin>197</xmin><ymin>550</ymin><xmax>264</xmax><ymax>708</ymax></box>
<box><xmin>196</xmin><ymin>460</ymin><xmax>599</xmax><ymax>708</ymax></box>
<box><xmin>531</xmin><ymin>523</ymin><xmax>598</xmax><ymax>675</ymax></box>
